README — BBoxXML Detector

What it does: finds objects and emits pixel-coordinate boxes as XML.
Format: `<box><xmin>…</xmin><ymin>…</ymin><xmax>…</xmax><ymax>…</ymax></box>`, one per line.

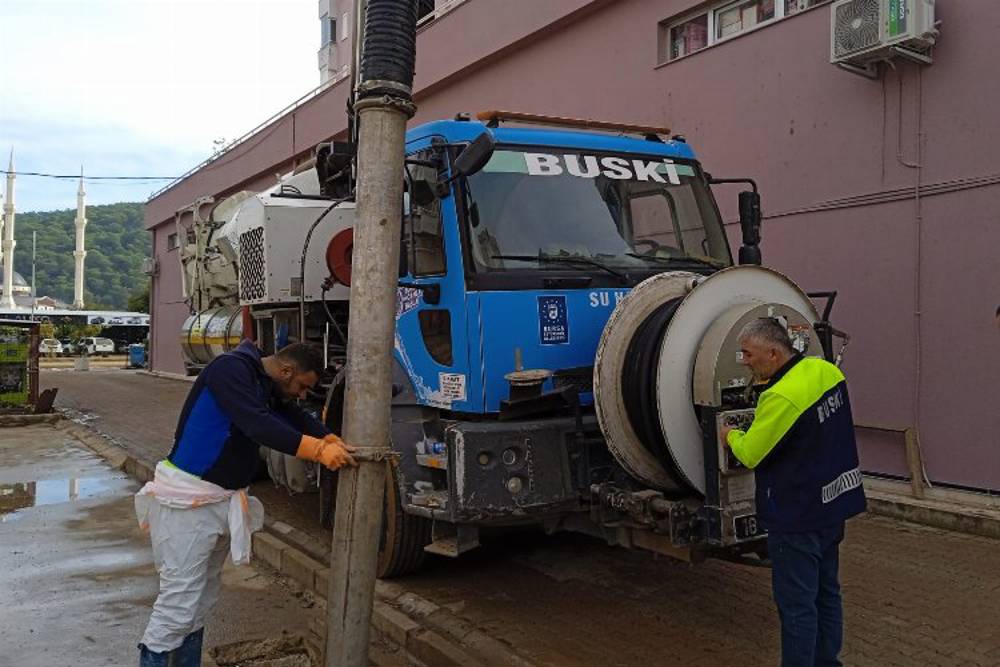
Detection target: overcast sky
<box><xmin>0</xmin><ymin>0</ymin><xmax>320</xmax><ymax>212</ymax></box>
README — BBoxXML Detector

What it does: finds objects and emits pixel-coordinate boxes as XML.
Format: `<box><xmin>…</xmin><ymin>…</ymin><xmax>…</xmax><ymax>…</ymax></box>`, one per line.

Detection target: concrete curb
<box><xmin>55</xmin><ymin>415</ymin><xmax>156</xmax><ymax>483</ymax></box>
<box><xmin>257</xmin><ymin>519</ymin><xmax>535</xmax><ymax>666</ymax></box>
<box><xmin>136</xmin><ymin>369</ymin><xmax>196</xmax><ymax>383</ymax></box>
<box><xmin>0</xmin><ymin>413</ymin><xmax>62</xmax><ymax>427</ymax></box>
<box><xmin>251</xmin><ymin>527</ymin><xmax>535</xmax><ymax>667</ymax></box>
<box><xmin>867</xmin><ymin>494</ymin><xmax>1000</xmax><ymax>540</ymax></box>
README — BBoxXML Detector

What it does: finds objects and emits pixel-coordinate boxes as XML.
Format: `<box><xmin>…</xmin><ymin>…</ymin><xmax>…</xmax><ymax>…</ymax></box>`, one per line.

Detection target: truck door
<box><xmin>394</xmin><ymin>147</ymin><xmax>473</xmax><ymax>412</ymax></box>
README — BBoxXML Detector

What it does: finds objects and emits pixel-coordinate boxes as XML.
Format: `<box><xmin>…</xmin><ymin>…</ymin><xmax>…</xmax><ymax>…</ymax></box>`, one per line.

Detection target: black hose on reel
<box><xmin>621</xmin><ymin>297</ymin><xmax>695</xmax><ymax>493</ymax></box>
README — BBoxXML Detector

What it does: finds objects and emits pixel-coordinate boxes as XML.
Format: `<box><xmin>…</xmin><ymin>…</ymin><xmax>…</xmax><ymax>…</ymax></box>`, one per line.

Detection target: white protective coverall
<box><xmin>135</xmin><ymin>461</ymin><xmax>264</xmax><ymax>653</ymax></box>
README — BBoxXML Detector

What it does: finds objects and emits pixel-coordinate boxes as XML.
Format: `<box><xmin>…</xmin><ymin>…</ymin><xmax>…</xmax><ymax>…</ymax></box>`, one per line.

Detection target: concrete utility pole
<box><xmin>324</xmin><ymin>1</ymin><xmax>417</xmax><ymax>665</ymax></box>
<box><xmin>3</xmin><ymin>149</ymin><xmax>16</xmax><ymax>309</ymax></box>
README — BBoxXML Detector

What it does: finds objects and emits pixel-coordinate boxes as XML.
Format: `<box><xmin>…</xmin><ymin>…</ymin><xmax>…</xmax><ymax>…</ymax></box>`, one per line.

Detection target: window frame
<box><xmin>166</xmin><ymin>233</ymin><xmax>179</xmax><ymax>252</ymax></box>
<box><xmin>660</xmin><ymin>0</ymin><xmax>831</xmax><ymax>64</ymax></box>
<box><xmin>403</xmin><ymin>148</ymin><xmax>448</xmax><ymax>278</ymax></box>
<box><xmin>320</xmin><ymin>13</ymin><xmax>335</xmax><ymax>47</ymax></box>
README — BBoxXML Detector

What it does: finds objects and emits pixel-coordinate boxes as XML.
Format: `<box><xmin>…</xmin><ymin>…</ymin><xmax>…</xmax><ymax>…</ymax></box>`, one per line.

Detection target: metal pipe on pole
<box><xmin>324</xmin><ymin>1</ymin><xmax>417</xmax><ymax>665</ymax></box>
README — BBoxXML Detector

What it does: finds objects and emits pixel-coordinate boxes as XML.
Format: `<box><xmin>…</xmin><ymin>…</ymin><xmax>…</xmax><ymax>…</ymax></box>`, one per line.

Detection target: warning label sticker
<box><xmin>439</xmin><ymin>373</ymin><xmax>467</xmax><ymax>402</ymax></box>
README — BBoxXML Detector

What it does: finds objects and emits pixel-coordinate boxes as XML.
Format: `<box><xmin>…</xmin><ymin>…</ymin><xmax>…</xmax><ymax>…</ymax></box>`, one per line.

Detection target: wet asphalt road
<box><xmin>0</xmin><ymin>422</ymin><xmax>323</xmax><ymax>667</ymax></box>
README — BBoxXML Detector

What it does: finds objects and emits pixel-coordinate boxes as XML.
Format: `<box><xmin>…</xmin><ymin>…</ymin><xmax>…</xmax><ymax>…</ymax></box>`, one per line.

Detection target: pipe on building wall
<box><xmin>892</xmin><ymin>64</ymin><xmax>924</xmax><ymax>438</ymax></box>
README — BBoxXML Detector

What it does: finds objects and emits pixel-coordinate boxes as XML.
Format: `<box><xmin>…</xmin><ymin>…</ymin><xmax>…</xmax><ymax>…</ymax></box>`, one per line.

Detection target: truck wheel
<box><xmin>319</xmin><ymin>465</ymin><xmax>338</xmax><ymax>529</ymax></box>
<box><xmin>322</xmin><ymin>369</ymin><xmax>430</xmax><ymax>577</ymax></box>
<box><xmin>320</xmin><ymin>460</ymin><xmax>431</xmax><ymax>578</ymax></box>
<box><xmin>377</xmin><ymin>464</ymin><xmax>431</xmax><ymax>578</ymax></box>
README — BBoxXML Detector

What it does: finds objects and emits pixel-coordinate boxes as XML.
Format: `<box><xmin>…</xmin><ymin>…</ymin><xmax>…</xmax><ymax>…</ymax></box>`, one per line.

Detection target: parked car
<box><xmin>39</xmin><ymin>338</ymin><xmax>63</xmax><ymax>355</ymax></box>
<box><xmin>79</xmin><ymin>337</ymin><xmax>115</xmax><ymax>357</ymax></box>
<box><xmin>58</xmin><ymin>338</ymin><xmax>76</xmax><ymax>356</ymax></box>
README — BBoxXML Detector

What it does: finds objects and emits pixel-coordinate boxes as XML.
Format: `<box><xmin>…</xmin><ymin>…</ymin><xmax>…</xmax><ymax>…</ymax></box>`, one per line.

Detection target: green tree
<box><xmin>128</xmin><ymin>283</ymin><xmax>150</xmax><ymax>313</ymax></box>
<box><xmin>12</xmin><ymin>202</ymin><xmax>151</xmax><ymax>310</ymax></box>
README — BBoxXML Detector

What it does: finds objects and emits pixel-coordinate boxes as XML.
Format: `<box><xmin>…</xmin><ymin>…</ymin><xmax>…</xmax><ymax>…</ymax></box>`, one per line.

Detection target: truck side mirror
<box><xmin>452</xmin><ymin>131</ymin><xmax>496</xmax><ymax>178</ymax></box>
<box><xmin>738</xmin><ymin>190</ymin><xmax>762</xmax><ymax>266</ymax></box>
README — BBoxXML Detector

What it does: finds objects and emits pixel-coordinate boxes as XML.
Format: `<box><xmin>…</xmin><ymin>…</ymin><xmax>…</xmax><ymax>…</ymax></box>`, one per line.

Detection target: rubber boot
<box><xmin>138</xmin><ymin>644</ymin><xmax>170</xmax><ymax>667</ymax></box>
<box><xmin>173</xmin><ymin>627</ymin><xmax>204</xmax><ymax>667</ymax></box>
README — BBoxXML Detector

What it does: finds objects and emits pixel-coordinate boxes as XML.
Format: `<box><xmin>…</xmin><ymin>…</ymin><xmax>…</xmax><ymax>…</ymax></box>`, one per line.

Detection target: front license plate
<box><xmin>733</xmin><ymin>514</ymin><xmax>764</xmax><ymax>541</ymax></box>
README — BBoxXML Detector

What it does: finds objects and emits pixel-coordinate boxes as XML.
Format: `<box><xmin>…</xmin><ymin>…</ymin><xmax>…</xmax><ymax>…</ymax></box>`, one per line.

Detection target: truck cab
<box><xmin>363</xmin><ymin>115</ymin><xmax>786</xmax><ymax>573</ymax></box>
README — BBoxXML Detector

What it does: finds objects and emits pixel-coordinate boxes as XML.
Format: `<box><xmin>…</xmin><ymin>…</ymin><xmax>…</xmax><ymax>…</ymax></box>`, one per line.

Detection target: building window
<box><xmin>715</xmin><ymin>0</ymin><xmax>775</xmax><ymax>40</ymax></box>
<box><xmin>668</xmin><ymin>14</ymin><xmax>709</xmax><ymax>60</ymax></box>
<box><xmin>417</xmin><ymin>0</ymin><xmax>435</xmax><ymax>23</ymax></box>
<box><xmin>340</xmin><ymin>12</ymin><xmax>349</xmax><ymax>41</ymax></box>
<box><xmin>785</xmin><ymin>0</ymin><xmax>826</xmax><ymax>15</ymax></box>
<box><xmin>320</xmin><ymin>14</ymin><xmax>336</xmax><ymax>46</ymax></box>
<box><xmin>662</xmin><ymin>0</ymin><xmax>829</xmax><ymax>63</ymax></box>
<box><xmin>167</xmin><ymin>233</ymin><xmax>179</xmax><ymax>251</ymax></box>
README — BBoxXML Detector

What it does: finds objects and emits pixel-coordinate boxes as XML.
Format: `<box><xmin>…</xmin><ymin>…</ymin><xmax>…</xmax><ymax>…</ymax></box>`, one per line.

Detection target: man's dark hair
<box><xmin>275</xmin><ymin>342</ymin><xmax>324</xmax><ymax>375</ymax></box>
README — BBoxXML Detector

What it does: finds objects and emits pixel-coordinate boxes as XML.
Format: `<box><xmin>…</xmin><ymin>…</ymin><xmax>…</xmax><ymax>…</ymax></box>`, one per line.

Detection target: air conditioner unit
<box><xmin>141</xmin><ymin>257</ymin><xmax>158</xmax><ymax>277</ymax></box>
<box><xmin>830</xmin><ymin>0</ymin><xmax>937</xmax><ymax>65</ymax></box>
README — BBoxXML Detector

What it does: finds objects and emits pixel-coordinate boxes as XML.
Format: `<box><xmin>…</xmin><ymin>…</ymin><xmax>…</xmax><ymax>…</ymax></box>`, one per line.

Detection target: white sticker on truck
<box><xmin>439</xmin><ymin>373</ymin><xmax>467</xmax><ymax>402</ymax></box>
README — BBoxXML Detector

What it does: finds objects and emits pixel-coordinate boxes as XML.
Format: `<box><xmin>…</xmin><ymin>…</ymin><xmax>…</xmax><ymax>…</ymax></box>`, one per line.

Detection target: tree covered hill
<box><xmin>9</xmin><ymin>202</ymin><xmax>150</xmax><ymax>310</ymax></box>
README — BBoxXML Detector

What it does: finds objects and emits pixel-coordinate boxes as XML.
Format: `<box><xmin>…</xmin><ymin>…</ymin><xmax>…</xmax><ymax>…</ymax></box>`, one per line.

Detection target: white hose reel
<box><xmin>593</xmin><ymin>266</ymin><xmax>820</xmax><ymax>495</ymax></box>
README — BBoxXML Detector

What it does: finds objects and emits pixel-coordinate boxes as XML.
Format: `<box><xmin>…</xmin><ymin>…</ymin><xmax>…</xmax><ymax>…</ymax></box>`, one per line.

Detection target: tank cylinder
<box><xmin>180</xmin><ymin>306</ymin><xmax>243</xmax><ymax>368</ymax></box>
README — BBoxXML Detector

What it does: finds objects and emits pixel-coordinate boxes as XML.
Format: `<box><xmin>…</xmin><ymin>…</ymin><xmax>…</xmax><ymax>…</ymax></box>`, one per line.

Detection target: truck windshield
<box><xmin>461</xmin><ymin>148</ymin><xmax>731</xmax><ymax>272</ymax></box>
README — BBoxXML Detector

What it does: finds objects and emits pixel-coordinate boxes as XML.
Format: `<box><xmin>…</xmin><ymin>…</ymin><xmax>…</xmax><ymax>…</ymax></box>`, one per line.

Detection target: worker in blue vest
<box><xmin>136</xmin><ymin>341</ymin><xmax>356</xmax><ymax>667</ymax></box>
<box><xmin>722</xmin><ymin>318</ymin><xmax>866</xmax><ymax>667</ymax></box>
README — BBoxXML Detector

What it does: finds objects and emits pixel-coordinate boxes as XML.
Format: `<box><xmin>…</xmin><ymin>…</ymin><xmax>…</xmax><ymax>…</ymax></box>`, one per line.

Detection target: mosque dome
<box><xmin>0</xmin><ymin>265</ymin><xmax>31</xmax><ymax>293</ymax></box>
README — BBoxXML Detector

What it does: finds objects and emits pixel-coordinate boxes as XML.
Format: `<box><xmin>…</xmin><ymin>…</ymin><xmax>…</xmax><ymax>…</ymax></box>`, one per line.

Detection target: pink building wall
<box><xmin>146</xmin><ymin>0</ymin><xmax>1000</xmax><ymax>490</ymax></box>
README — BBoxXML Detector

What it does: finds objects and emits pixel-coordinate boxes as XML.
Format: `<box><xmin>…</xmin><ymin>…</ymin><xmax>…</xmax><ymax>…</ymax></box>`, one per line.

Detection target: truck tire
<box><xmin>321</xmin><ymin>369</ymin><xmax>431</xmax><ymax>576</ymax></box>
<box><xmin>320</xmin><ymin>462</ymin><xmax>431</xmax><ymax>578</ymax></box>
<box><xmin>377</xmin><ymin>464</ymin><xmax>431</xmax><ymax>578</ymax></box>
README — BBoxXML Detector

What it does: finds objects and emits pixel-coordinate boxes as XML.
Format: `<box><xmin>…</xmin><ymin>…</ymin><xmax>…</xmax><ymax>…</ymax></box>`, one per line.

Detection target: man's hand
<box><xmin>720</xmin><ymin>425</ymin><xmax>735</xmax><ymax>446</ymax></box>
<box><xmin>296</xmin><ymin>435</ymin><xmax>358</xmax><ymax>470</ymax></box>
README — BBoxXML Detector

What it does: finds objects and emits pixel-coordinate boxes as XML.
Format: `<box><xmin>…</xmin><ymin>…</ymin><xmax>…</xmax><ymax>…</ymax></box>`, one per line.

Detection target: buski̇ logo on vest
<box><xmin>821</xmin><ymin>467</ymin><xmax>862</xmax><ymax>504</ymax></box>
<box><xmin>525</xmin><ymin>153</ymin><xmax>682</xmax><ymax>184</ymax></box>
<box><xmin>816</xmin><ymin>388</ymin><xmax>845</xmax><ymax>424</ymax></box>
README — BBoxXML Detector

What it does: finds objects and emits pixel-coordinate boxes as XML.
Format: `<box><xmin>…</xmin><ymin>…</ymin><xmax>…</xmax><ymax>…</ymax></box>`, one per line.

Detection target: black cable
<box><xmin>0</xmin><ymin>170</ymin><xmax>178</xmax><ymax>181</ymax></box>
<box><xmin>298</xmin><ymin>198</ymin><xmax>350</xmax><ymax>342</ymax></box>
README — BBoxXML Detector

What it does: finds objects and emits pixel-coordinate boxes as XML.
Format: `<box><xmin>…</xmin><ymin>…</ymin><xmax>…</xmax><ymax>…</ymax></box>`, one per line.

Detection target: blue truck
<box><xmin>178</xmin><ymin>111</ymin><xmax>841</xmax><ymax>577</ymax></box>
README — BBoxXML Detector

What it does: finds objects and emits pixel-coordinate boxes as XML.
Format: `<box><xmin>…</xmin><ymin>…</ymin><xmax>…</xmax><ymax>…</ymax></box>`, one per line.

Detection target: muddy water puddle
<box><xmin>0</xmin><ymin>435</ymin><xmax>135</xmax><ymax>521</ymax></box>
<box><xmin>0</xmin><ymin>474</ymin><xmax>134</xmax><ymax>521</ymax></box>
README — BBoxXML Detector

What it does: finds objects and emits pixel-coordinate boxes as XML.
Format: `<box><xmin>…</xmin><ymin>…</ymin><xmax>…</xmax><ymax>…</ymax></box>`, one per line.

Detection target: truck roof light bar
<box><xmin>475</xmin><ymin>110</ymin><xmax>671</xmax><ymax>140</ymax></box>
